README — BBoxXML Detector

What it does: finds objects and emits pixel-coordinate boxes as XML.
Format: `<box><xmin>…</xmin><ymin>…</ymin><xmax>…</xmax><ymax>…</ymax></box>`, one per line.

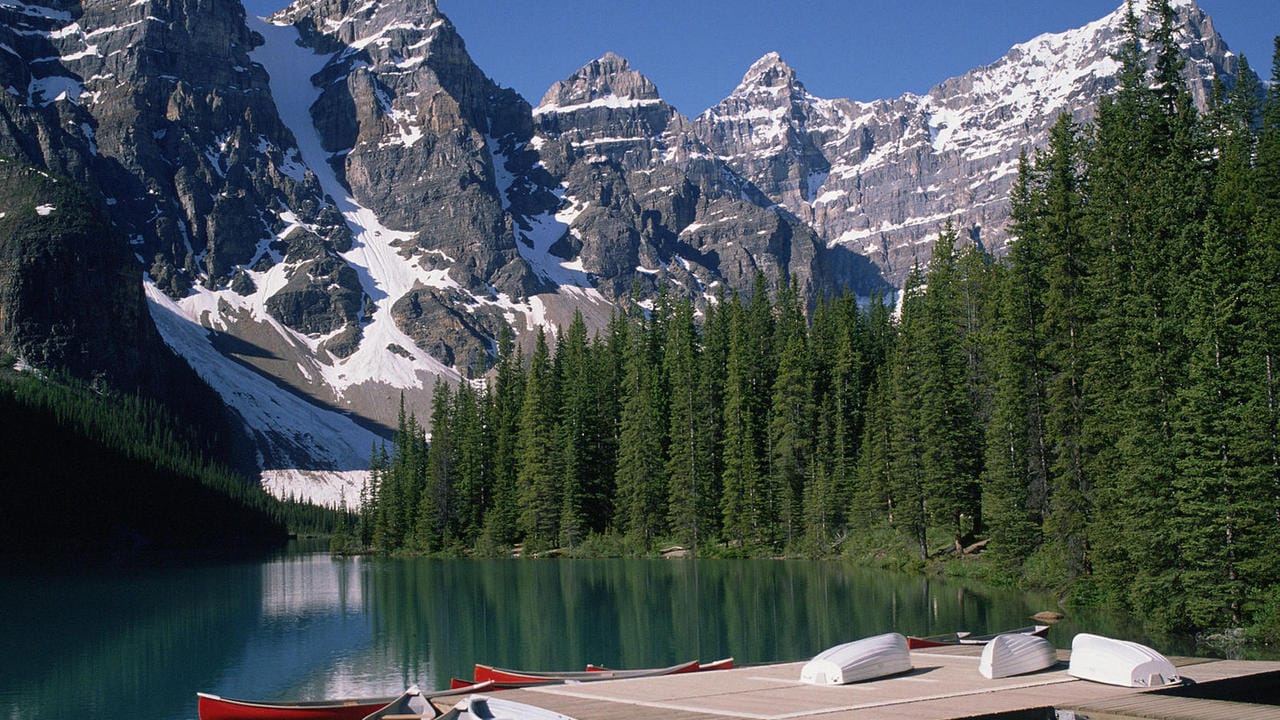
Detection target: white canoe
<box><xmin>979</xmin><ymin>633</ymin><xmax>1057</xmax><ymax>679</ymax></box>
<box><xmin>1067</xmin><ymin>633</ymin><xmax>1181</xmax><ymax>688</ymax></box>
<box><xmin>441</xmin><ymin>694</ymin><xmax>577</xmax><ymax>720</ymax></box>
<box><xmin>800</xmin><ymin>632</ymin><xmax>912</xmax><ymax>685</ymax></box>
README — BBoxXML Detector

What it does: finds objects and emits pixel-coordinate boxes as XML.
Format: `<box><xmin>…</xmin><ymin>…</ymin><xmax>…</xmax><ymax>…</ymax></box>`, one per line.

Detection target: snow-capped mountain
<box><xmin>0</xmin><ymin>0</ymin><xmax>1250</xmax><ymax>501</ymax></box>
<box><xmin>693</xmin><ymin>0</ymin><xmax>1244</xmax><ymax>284</ymax></box>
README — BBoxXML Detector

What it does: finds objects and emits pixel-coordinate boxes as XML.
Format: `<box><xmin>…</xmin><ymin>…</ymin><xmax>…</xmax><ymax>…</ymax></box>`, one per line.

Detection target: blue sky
<box><xmin>440</xmin><ymin>1</ymin><xmax>1278</xmax><ymax>114</ymax></box>
<box><xmin>245</xmin><ymin>1</ymin><xmax>1280</xmax><ymax>116</ymax></box>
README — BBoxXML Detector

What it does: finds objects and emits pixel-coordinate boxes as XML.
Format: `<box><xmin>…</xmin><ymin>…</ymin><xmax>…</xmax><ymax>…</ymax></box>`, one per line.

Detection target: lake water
<box><xmin>0</xmin><ymin>545</ymin><xmax>1205</xmax><ymax>720</ymax></box>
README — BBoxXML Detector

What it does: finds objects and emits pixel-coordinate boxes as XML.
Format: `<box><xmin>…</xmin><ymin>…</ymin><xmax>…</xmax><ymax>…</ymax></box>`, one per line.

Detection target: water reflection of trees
<box><xmin>0</xmin><ymin>562</ymin><xmax>263</xmax><ymax>720</ymax></box>
<box><xmin>360</xmin><ymin>558</ymin><xmax>1141</xmax><ymax>689</ymax></box>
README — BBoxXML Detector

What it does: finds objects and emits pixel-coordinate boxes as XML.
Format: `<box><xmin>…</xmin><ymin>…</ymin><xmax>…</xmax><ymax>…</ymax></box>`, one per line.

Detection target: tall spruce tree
<box><xmin>664</xmin><ymin>299</ymin><xmax>706</xmax><ymax>551</ymax></box>
<box><xmin>485</xmin><ymin>326</ymin><xmax>524</xmax><ymax>546</ymax></box>
<box><xmin>517</xmin><ymin>328</ymin><xmax>560</xmax><ymax>551</ymax></box>
<box><xmin>451</xmin><ymin>381</ymin><xmax>488</xmax><ymax>543</ymax></box>
<box><xmin>982</xmin><ymin>153</ymin><xmax>1050</xmax><ymax>576</ymax></box>
<box><xmin>556</xmin><ymin>311</ymin><xmax>592</xmax><ymax>548</ymax></box>
<box><xmin>919</xmin><ymin>225</ymin><xmax>983</xmax><ymax>553</ymax></box>
<box><xmin>696</xmin><ymin>294</ymin><xmax>730</xmax><ymax>542</ymax></box>
<box><xmin>1036</xmin><ymin>115</ymin><xmax>1093</xmax><ymax>581</ymax></box>
<box><xmin>887</xmin><ymin>265</ymin><xmax>931</xmax><ymax>559</ymax></box>
<box><xmin>1078</xmin><ymin>2</ymin><xmax>1149</xmax><ymax>597</ymax></box>
<box><xmin>415</xmin><ymin>379</ymin><xmax>455</xmax><ymax>552</ymax></box>
<box><xmin>615</xmin><ymin>319</ymin><xmax>667</xmax><ymax>548</ymax></box>
<box><xmin>720</xmin><ymin>295</ymin><xmax>763</xmax><ymax>551</ymax></box>
<box><xmin>769</xmin><ymin>314</ymin><xmax>814</xmax><ymax>550</ymax></box>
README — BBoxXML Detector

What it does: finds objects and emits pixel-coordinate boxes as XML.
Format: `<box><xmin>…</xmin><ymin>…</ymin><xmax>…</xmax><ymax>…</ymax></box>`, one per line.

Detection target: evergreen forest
<box><xmin>350</xmin><ymin>7</ymin><xmax>1280</xmax><ymax>637</ymax></box>
<box><xmin>0</xmin><ymin>366</ymin><xmax>340</xmax><ymax>558</ymax></box>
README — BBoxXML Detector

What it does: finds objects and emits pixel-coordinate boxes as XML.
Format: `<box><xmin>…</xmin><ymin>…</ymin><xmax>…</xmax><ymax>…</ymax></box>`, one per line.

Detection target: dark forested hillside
<box><xmin>0</xmin><ymin>369</ymin><xmax>346</xmax><ymax>559</ymax></box>
<box><xmin>348</xmin><ymin>14</ymin><xmax>1280</xmax><ymax>638</ymax></box>
<box><xmin>0</xmin><ymin>157</ymin><xmax>255</xmax><ymax>472</ymax></box>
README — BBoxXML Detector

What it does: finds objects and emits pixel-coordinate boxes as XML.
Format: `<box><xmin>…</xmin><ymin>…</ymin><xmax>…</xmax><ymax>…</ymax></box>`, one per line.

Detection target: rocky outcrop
<box><xmin>0</xmin><ymin>158</ymin><xmax>152</xmax><ymax>382</ymax></box>
<box><xmin>390</xmin><ymin>287</ymin><xmax>506</xmax><ymax>374</ymax></box>
<box><xmin>0</xmin><ymin>156</ymin><xmax>251</xmax><ymax>468</ymax></box>
<box><xmin>263</xmin><ymin>247</ymin><xmax>364</xmax><ymax>358</ymax></box>
<box><xmin>0</xmin><ymin>0</ymin><xmax>356</xmax><ymax>344</ymax></box>
<box><xmin>531</xmin><ymin>53</ymin><xmax>882</xmax><ymax>305</ymax></box>
<box><xmin>277</xmin><ymin>0</ymin><xmax>542</xmax><ymax>298</ymax></box>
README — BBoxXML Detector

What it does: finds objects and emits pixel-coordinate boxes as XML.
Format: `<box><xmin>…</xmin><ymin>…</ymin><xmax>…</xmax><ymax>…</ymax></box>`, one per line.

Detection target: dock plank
<box><xmin>1064</xmin><ymin>693</ymin><xmax>1280</xmax><ymax>720</ymax></box>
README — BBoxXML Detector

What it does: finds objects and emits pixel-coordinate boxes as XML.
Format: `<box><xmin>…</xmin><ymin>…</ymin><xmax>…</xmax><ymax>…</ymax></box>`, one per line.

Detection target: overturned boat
<box><xmin>800</xmin><ymin>632</ymin><xmax>912</xmax><ymax>685</ymax></box>
<box><xmin>979</xmin><ymin>633</ymin><xmax>1058</xmax><ymax>679</ymax></box>
<box><xmin>1067</xmin><ymin>633</ymin><xmax>1181</xmax><ymax>687</ymax></box>
<box><xmin>438</xmin><ymin>694</ymin><xmax>576</xmax><ymax>720</ymax></box>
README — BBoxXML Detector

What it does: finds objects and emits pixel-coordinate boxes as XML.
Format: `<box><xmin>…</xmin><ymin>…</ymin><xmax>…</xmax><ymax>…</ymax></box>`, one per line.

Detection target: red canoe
<box><xmin>196</xmin><ymin>687</ymin><xmax>413</xmax><ymax>720</ymax></box>
<box><xmin>449</xmin><ymin>676</ymin><xmax>562</xmax><ymax>690</ymax></box>
<box><xmin>198</xmin><ymin>682</ymin><xmax>494</xmax><ymax>720</ymax></box>
<box><xmin>906</xmin><ymin>624</ymin><xmax>1050</xmax><ymax>650</ymax></box>
<box><xmin>474</xmin><ymin>659</ymin><xmax>700</xmax><ymax>685</ymax></box>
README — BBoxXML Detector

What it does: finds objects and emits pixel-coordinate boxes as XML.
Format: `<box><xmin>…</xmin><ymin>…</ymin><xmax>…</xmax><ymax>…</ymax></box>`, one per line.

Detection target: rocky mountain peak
<box><xmin>732</xmin><ymin>52</ymin><xmax>802</xmax><ymax>96</ymax></box>
<box><xmin>273</xmin><ymin>0</ymin><xmax>450</xmax><ymax>57</ymax></box>
<box><xmin>694</xmin><ymin>0</ymin><xmax>1245</xmax><ymax>288</ymax></box>
<box><xmin>535</xmin><ymin>52</ymin><xmax>663</xmax><ymax>115</ymax></box>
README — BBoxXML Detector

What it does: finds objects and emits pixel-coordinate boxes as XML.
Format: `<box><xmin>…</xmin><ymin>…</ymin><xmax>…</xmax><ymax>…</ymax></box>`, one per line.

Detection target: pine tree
<box><xmin>664</xmin><ymin>299</ymin><xmax>705</xmax><ymax>551</ymax></box>
<box><xmin>1037</xmin><ymin>115</ymin><xmax>1092</xmax><ymax>580</ymax></box>
<box><xmin>853</xmin><ymin>372</ymin><xmax>894</xmax><ymax>531</ymax></box>
<box><xmin>720</xmin><ymin>295</ymin><xmax>763</xmax><ymax>551</ymax></box>
<box><xmin>803</xmin><ymin>293</ymin><xmax>860</xmax><ymax>553</ymax></box>
<box><xmin>484</xmin><ymin>326</ymin><xmax>523</xmax><ymax>546</ymax></box>
<box><xmin>363</xmin><ymin>440</ymin><xmax>389</xmax><ymax>549</ymax></box>
<box><xmin>451</xmin><ymin>381</ymin><xmax>488</xmax><ymax>542</ymax></box>
<box><xmin>919</xmin><ymin>224</ymin><xmax>983</xmax><ymax>554</ymax></box>
<box><xmin>768</xmin><ymin>303</ymin><xmax>814</xmax><ymax>551</ymax></box>
<box><xmin>695</xmin><ymin>294</ymin><xmax>730</xmax><ymax>542</ymax></box>
<box><xmin>615</xmin><ymin>319</ymin><xmax>666</xmax><ymax>548</ymax></box>
<box><xmin>556</xmin><ymin>311</ymin><xmax>592</xmax><ymax>548</ymax></box>
<box><xmin>981</xmin><ymin>154</ymin><xmax>1050</xmax><ymax>576</ymax></box>
<box><xmin>886</xmin><ymin>265</ymin><xmax>931</xmax><ymax>560</ymax></box>
<box><xmin>517</xmin><ymin>328</ymin><xmax>560</xmax><ymax>551</ymax></box>
<box><xmin>414</xmin><ymin>379</ymin><xmax>454</xmax><ymax>552</ymax></box>
<box><xmin>1078</xmin><ymin>5</ymin><xmax>1150</xmax><ymax>597</ymax></box>
<box><xmin>1169</xmin><ymin>64</ymin><xmax>1279</xmax><ymax>628</ymax></box>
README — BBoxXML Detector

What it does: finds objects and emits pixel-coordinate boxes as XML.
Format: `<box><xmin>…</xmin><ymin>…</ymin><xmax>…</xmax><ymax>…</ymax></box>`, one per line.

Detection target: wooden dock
<box><xmin>454</xmin><ymin>647</ymin><xmax>1280</xmax><ymax>720</ymax></box>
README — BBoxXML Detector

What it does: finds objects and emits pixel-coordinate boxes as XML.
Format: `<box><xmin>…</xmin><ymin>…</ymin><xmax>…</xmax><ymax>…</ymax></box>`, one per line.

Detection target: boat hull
<box><xmin>1067</xmin><ymin>633</ymin><xmax>1181</xmax><ymax>688</ymax></box>
<box><xmin>800</xmin><ymin>632</ymin><xmax>912</xmax><ymax>685</ymax></box>
<box><xmin>196</xmin><ymin>692</ymin><xmax>399</xmax><ymax>720</ymax></box>
<box><xmin>979</xmin><ymin>633</ymin><xmax>1058</xmax><ymax>679</ymax></box>
<box><xmin>585</xmin><ymin>658</ymin><xmax>733</xmax><ymax>673</ymax></box>
<box><xmin>446</xmin><ymin>694</ymin><xmax>576</xmax><ymax>720</ymax></box>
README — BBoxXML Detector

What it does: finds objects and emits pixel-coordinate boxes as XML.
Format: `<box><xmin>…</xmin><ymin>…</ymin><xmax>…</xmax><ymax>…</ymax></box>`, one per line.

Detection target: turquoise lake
<box><xmin>0</xmin><ymin>545</ymin><xmax>1215</xmax><ymax>720</ymax></box>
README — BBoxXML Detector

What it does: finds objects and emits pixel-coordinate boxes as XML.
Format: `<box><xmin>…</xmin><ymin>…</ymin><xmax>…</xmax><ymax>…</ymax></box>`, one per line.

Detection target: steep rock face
<box><xmin>277</xmin><ymin>0</ymin><xmax>542</xmax><ymax>298</ymax></box>
<box><xmin>531</xmin><ymin>53</ymin><xmax>881</xmax><ymax>304</ymax></box>
<box><xmin>0</xmin><ymin>0</ymin><xmax>356</xmax><ymax>340</ymax></box>
<box><xmin>0</xmin><ymin>156</ymin><xmax>253</xmax><ymax>470</ymax></box>
<box><xmin>695</xmin><ymin>1</ymin><xmax>1245</xmax><ymax>285</ymax></box>
<box><xmin>693</xmin><ymin>53</ymin><xmax>838</xmax><ymax>211</ymax></box>
<box><xmin>0</xmin><ymin>0</ymin><xmax>393</xmax><ymax>493</ymax></box>
<box><xmin>534</xmin><ymin>52</ymin><xmax>676</xmax><ymax>174</ymax></box>
<box><xmin>0</xmin><ymin>158</ymin><xmax>158</xmax><ymax>383</ymax></box>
